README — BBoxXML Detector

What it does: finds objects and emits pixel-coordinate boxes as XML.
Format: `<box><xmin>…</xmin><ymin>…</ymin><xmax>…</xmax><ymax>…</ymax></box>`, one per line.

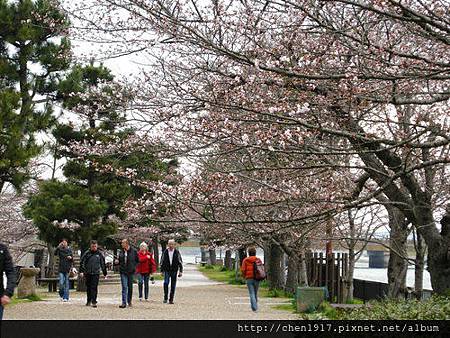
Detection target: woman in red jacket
<box><xmin>136</xmin><ymin>242</ymin><xmax>156</xmax><ymax>301</ymax></box>
<box><xmin>240</xmin><ymin>246</ymin><xmax>261</xmax><ymax>312</ymax></box>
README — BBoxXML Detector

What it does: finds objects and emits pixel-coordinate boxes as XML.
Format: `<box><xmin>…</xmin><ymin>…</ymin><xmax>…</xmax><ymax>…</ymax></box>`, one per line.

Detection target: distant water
<box><xmin>354</xmin><ymin>255</ymin><xmax>432</xmax><ymax>290</ymax></box>
<box><xmin>178</xmin><ymin>247</ymin><xmax>432</xmax><ymax>290</ymax></box>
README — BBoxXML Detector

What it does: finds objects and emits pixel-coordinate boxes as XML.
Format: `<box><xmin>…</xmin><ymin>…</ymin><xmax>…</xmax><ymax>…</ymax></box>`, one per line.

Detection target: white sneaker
<box><xmin>63</xmin><ymin>299</ymin><xmax>68</xmax><ymax>302</ymax></box>
<box><xmin>139</xmin><ymin>298</ymin><xmax>143</xmax><ymax>302</ymax></box>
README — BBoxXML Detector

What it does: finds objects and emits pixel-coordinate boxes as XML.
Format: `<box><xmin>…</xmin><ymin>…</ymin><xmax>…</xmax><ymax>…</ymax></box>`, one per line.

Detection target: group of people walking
<box><xmin>0</xmin><ymin>240</ymin><xmax>262</xmax><ymax>319</ymax></box>
<box><xmin>76</xmin><ymin>238</ymin><xmax>183</xmax><ymax>308</ymax></box>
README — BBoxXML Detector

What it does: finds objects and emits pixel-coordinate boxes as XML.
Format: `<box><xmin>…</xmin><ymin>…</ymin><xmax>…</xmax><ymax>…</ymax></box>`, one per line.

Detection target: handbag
<box><xmin>69</xmin><ymin>267</ymin><xmax>77</xmax><ymax>278</ymax></box>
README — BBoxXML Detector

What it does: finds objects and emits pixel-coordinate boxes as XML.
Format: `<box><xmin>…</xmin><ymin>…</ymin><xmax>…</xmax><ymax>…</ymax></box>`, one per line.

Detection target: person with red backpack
<box><xmin>136</xmin><ymin>242</ymin><xmax>157</xmax><ymax>301</ymax></box>
<box><xmin>240</xmin><ymin>246</ymin><xmax>266</xmax><ymax>312</ymax></box>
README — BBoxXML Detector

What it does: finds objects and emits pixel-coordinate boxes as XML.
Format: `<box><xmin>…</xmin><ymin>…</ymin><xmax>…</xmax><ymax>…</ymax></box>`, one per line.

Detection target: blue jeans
<box><xmin>59</xmin><ymin>272</ymin><xmax>70</xmax><ymax>300</ymax></box>
<box><xmin>0</xmin><ymin>304</ymin><xmax>3</xmax><ymax>320</ymax></box>
<box><xmin>163</xmin><ymin>271</ymin><xmax>178</xmax><ymax>301</ymax></box>
<box><xmin>120</xmin><ymin>273</ymin><xmax>134</xmax><ymax>305</ymax></box>
<box><xmin>246</xmin><ymin>279</ymin><xmax>260</xmax><ymax>311</ymax></box>
<box><xmin>138</xmin><ymin>273</ymin><xmax>150</xmax><ymax>299</ymax></box>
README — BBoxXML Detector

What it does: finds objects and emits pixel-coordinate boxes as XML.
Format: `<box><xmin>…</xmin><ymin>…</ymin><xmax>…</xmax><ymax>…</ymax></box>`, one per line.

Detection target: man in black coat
<box><xmin>54</xmin><ymin>238</ymin><xmax>73</xmax><ymax>302</ymax></box>
<box><xmin>160</xmin><ymin>239</ymin><xmax>183</xmax><ymax>304</ymax></box>
<box><xmin>0</xmin><ymin>242</ymin><xmax>15</xmax><ymax>320</ymax></box>
<box><xmin>115</xmin><ymin>239</ymin><xmax>139</xmax><ymax>308</ymax></box>
<box><xmin>80</xmin><ymin>240</ymin><xmax>107</xmax><ymax>308</ymax></box>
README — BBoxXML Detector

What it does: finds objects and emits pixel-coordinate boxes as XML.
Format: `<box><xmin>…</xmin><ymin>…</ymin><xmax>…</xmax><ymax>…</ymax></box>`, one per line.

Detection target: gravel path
<box><xmin>4</xmin><ymin>265</ymin><xmax>298</xmax><ymax>320</ymax></box>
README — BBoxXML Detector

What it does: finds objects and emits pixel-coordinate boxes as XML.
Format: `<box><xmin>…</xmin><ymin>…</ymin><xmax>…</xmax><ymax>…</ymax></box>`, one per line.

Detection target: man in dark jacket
<box><xmin>79</xmin><ymin>240</ymin><xmax>107</xmax><ymax>308</ymax></box>
<box><xmin>54</xmin><ymin>238</ymin><xmax>73</xmax><ymax>302</ymax></box>
<box><xmin>160</xmin><ymin>239</ymin><xmax>183</xmax><ymax>304</ymax></box>
<box><xmin>0</xmin><ymin>242</ymin><xmax>15</xmax><ymax>320</ymax></box>
<box><xmin>115</xmin><ymin>239</ymin><xmax>139</xmax><ymax>308</ymax></box>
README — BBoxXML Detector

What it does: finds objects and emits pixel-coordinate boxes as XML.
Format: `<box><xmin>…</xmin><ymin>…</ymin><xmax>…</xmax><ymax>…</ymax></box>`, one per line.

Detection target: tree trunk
<box><xmin>238</xmin><ymin>247</ymin><xmax>247</xmax><ymax>265</ymax></box>
<box><xmin>345</xmin><ymin>248</ymin><xmax>356</xmax><ymax>303</ymax></box>
<box><xmin>153</xmin><ymin>239</ymin><xmax>160</xmax><ymax>268</ymax></box>
<box><xmin>46</xmin><ymin>243</ymin><xmax>55</xmax><ymax>278</ymax></box>
<box><xmin>285</xmin><ymin>254</ymin><xmax>299</xmax><ymax>294</ymax></box>
<box><xmin>113</xmin><ymin>248</ymin><xmax>119</xmax><ymax>273</ymax></box>
<box><xmin>77</xmin><ymin>246</ymin><xmax>87</xmax><ymax>292</ymax></box>
<box><xmin>344</xmin><ymin>209</ymin><xmax>358</xmax><ymax>303</ymax></box>
<box><xmin>263</xmin><ymin>243</ymin><xmax>270</xmax><ymax>272</ymax></box>
<box><xmin>387</xmin><ymin>207</ymin><xmax>409</xmax><ymax>299</ymax></box>
<box><xmin>299</xmin><ymin>252</ymin><xmax>308</xmax><ymax>287</ymax></box>
<box><xmin>209</xmin><ymin>248</ymin><xmax>217</xmax><ymax>265</ymax></box>
<box><xmin>161</xmin><ymin>241</ymin><xmax>167</xmax><ymax>254</ymax></box>
<box><xmin>39</xmin><ymin>249</ymin><xmax>47</xmax><ymax>279</ymax></box>
<box><xmin>417</xmin><ymin>204</ymin><xmax>450</xmax><ymax>295</ymax></box>
<box><xmin>200</xmin><ymin>246</ymin><xmax>207</xmax><ymax>263</ymax></box>
<box><xmin>267</xmin><ymin>242</ymin><xmax>285</xmax><ymax>290</ymax></box>
<box><xmin>414</xmin><ymin>229</ymin><xmax>426</xmax><ymax>300</ymax></box>
<box><xmin>224</xmin><ymin>250</ymin><xmax>233</xmax><ymax>270</ymax></box>
<box><xmin>235</xmin><ymin>250</ymin><xmax>241</xmax><ymax>281</ymax></box>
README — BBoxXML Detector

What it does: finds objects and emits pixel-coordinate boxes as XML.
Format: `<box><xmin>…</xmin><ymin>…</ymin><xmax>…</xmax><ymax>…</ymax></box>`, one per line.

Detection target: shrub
<box><xmin>345</xmin><ymin>298</ymin><xmax>364</xmax><ymax>305</ymax></box>
<box><xmin>259</xmin><ymin>280</ymin><xmax>268</xmax><ymax>288</ymax></box>
<box><xmin>268</xmin><ymin>289</ymin><xmax>283</xmax><ymax>298</ymax></box>
<box><xmin>337</xmin><ymin>296</ymin><xmax>450</xmax><ymax>320</ymax></box>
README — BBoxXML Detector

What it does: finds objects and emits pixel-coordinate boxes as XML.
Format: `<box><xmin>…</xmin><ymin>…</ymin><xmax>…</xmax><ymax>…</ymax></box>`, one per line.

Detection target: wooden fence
<box><xmin>302</xmin><ymin>252</ymin><xmax>349</xmax><ymax>303</ymax></box>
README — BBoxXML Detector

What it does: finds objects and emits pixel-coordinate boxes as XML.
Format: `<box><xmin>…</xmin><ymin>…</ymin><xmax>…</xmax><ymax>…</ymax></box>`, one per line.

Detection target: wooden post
<box><xmin>319</xmin><ymin>252</ymin><xmax>324</xmax><ymax>287</ymax></box>
<box><xmin>326</xmin><ymin>217</ymin><xmax>333</xmax><ymax>255</ymax></box>
<box><xmin>313</xmin><ymin>252</ymin><xmax>318</xmax><ymax>286</ymax></box>
<box><xmin>330</xmin><ymin>253</ymin><xmax>335</xmax><ymax>302</ymax></box>
<box><xmin>337</xmin><ymin>253</ymin><xmax>341</xmax><ymax>303</ymax></box>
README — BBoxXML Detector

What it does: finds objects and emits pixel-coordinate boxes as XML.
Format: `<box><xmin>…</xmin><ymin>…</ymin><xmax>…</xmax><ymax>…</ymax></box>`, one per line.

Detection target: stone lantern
<box><xmin>17</xmin><ymin>267</ymin><xmax>40</xmax><ymax>298</ymax></box>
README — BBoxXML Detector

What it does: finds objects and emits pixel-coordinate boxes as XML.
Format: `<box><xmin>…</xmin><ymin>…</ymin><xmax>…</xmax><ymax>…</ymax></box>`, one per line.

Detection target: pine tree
<box><xmin>24</xmin><ymin>64</ymin><xmax>128</xmax><ymax>249</ymax></box>
<box><xmin>24</xmin><ymin>64</ymin><xmax>177</xmax><ymax>253</ymax></box>
<box><xmin>0</xmin><ymin>0</ymin><xmax>71</xmax><ymax>192</ymax></box>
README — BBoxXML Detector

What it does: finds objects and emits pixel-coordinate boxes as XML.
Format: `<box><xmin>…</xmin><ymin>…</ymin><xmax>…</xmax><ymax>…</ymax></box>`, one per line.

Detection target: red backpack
<box><xmin>253</xmin><ymin>258</ymin><xmax>266</xmax><ymax>281</ymax></box>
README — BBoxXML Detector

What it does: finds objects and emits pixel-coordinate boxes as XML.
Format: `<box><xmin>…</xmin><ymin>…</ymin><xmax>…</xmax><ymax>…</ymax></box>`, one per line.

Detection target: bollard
<box><xmin>296</xmin><ymin>286</ymin><xmax>328</xmax><ymax>312</ymax></box>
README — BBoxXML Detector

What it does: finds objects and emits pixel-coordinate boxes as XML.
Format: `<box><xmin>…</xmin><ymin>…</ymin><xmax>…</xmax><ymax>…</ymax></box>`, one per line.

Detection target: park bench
<box><xmin>37</xmin><ymin>277</ymin><xmax>77</xmax><ymax>292</ymax></box>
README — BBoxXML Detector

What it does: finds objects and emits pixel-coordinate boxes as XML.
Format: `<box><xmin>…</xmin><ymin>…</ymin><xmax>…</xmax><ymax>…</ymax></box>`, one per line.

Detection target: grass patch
<box><xmin>10</xmin><ymin>294</ymin><xmax>44</xmax><ymax>305</ymax></box>
<box><xmin>260</xmin><ymin>288</ymin><xmax>293</xmax><ymax>299</ymax></box>
<box><xmin>346</xmin><ymin>298</ymin><xmax>364</xmax><ymax>305</ymax></box>
<box><xmin>152</xmin><ymin>274</ymin><xmax>163</xmax><ymax>281</ymax></box>
<box><xmin>198</xmin><ymin>264</ymin><xmax>245</xmax><ymax>285</ymax></box>
<box><xmin>273</xmin><ymin>298</ymin><xmax>297</xmax><ymax>313</ymax></box>
<box><xmin>273</xmin><ymin>303</ymin><xmax>296</xmax><ymax>312</ymax></box>
<box><xmin>298</xmin><ymin>302</ymin><xmax>338</xmax><ymax>320</ymax></box>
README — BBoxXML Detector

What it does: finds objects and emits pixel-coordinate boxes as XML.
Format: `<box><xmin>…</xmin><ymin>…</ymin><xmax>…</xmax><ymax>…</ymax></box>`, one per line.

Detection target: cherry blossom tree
<box><xmin>66</xmin><ymin>0</ymin><xmax>450</xmax><ymax>294</ymax></box>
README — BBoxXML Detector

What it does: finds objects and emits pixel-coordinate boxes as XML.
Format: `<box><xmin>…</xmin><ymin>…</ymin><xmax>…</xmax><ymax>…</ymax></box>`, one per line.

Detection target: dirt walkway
<box><xmin>4</xmin><ymin>265</ymin><xmax>298</xmax><ymax>320</ymax></box>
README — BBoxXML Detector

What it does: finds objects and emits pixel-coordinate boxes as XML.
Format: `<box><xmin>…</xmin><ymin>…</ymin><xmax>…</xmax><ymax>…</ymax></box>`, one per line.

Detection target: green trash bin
<box><xmin>296</xmin><ymin>286</ymin><xmax>329</xmax><ymax>313</ymax></box>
